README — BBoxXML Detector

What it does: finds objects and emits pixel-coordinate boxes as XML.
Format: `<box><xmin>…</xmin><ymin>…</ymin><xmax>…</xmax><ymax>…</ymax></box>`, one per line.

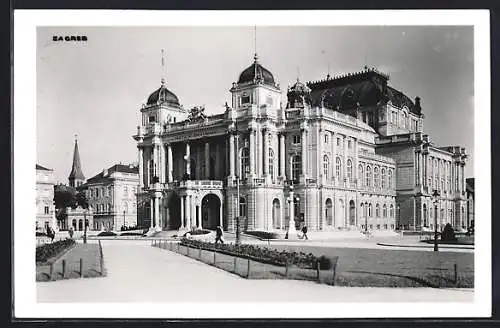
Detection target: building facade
<box><xmin>36</xmin><ymin>164</ymin><xmax>56</xmax><ymax>232</ymax></box>
<box><xmin>132</xmin><ymin>54</ymin><xmax>454</xmax><ymax>233</ymax></box>
<box><xmin>466</xmin><ymin>178</ymin><xmax>474</xmax><ymax>230</ymax></box>
<box><xmin>84</xmin><ymin>164</ymin><xmax>139</xmax><ymax>231</ymax></box>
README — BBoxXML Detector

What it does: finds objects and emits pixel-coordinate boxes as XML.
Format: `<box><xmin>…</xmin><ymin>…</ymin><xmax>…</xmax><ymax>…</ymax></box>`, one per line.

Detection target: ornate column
<box><xmin>167</xmin><ymin>144</ymin><xmax>173</xmax><ymax>183</ymax></box>
<box><xmin>279</xmin><ymin>133</ymin><xmax>286</xmax><ymax>178</ymax></box>
<box><xmin>215</xmin><ymin>143</ymin><xmax>221</xmax><ymax>179</ymax></box>
<box><xmin>152</xmin><ymin>144</ymin><xmax>157</xmax><ymax>178</ymax></box>
<box><xmin>150</xmin><ymin>198</ymin><xmax>154</xmax><ymax>229</ymax></box>
<box><xmin>180</xmin><ymin>196</ymin><xmax>185</xmax><ymax>228</ymax></box>
<box><xmin>154</xmin><ymin>195</ymin><xmax>160</xmax><ymax>230</ymax></box>
<box><xmin>146</xmin><ymin>148</ymin><xmax>151</xmax><ymax>187</ymax></box>
<box><xmin>138</xmin><ymin>146</ymin><xmax>144</xmax><ymax>188</ymax></box>
<box><xmin>185</xmin><ymin>143</ymin><xmax>191</xmax><ymax>177</ymax></box>
<box><xmin>257</xmin><ymin>126</ymin><xmax>263</xmax><ymax>176</ymax></box>
<box><xmin>461</xmin><ymin>163</ymin><xmax>466</xmax><ymax>195</ymax></box>
<box><xmin>354</xmin><ymin>138</ymin><xmax>358</xmax><ymax>186</ymax></box>
<box><xmin>301</xmin><ymin>127</ymin><xmax>307</xmax><ymax>178</ymax></box>
<box><xmin>229</xmin><ymin>133</ymin><xmax>235</xmax><ymax>178</ymax></box>
<box><xmin>186</xmin><ymin>194</ymin><xmax>191</xmax><ymax>229</ymax></box>
<box><xmin>318</xmin><ymin>127</ymin><xmax>323</xmax><ymax>182</ymax></box>
<box><xmin>219</xmin><ymin>200</ymin><xmax>223</xmax><ymax>227</ymax></box>
<box><xmin>263</xmin><ymin>129</ymin><xmax>269</xmax><ymax>176</ymax></box>
<box><xmin>249</xmin><ymin>128</ymin><xmax>256</xmax><ymax>177</ymax></box>
<box><xmin>205</xmin><ymin>142</ymin><xmax>210</xmax><ymax>179</ymax></box>
<box><xmin>160</xmin><ymin>144</ymin><xmax>165</xmax><ymax>183</ymax></box>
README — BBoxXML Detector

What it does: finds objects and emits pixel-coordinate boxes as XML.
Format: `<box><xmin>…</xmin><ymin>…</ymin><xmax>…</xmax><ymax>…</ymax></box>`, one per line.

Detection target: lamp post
<box><xmin>83</xmin><ymin>210</ymin><xmax>87</xmax><ymax>244</ymax></box>
<box><xmin>432</xmin><ymin>189</ymin><xmax>440</xmax><ymax>252</ymax></box>
<box><xmin>396</xmin><ymin>204</ymin><xmax>401</xmax><ymax>230</ymax></box>
<box><xmin>123</xmin><ymin>210</ymin><xmax>126</xmax><ymax>231</ymax></box>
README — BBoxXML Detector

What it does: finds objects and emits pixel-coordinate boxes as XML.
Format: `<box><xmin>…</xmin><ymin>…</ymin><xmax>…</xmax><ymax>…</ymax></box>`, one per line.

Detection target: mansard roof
<box><xmin>85</xmin><ymin>164</ymin><xmax>138</xmax><ymax>185</ymax></box>
<box><xmin>307</xmin><ymin>67</ymin><xmax>421</xmax><ymax>115</ymax></box>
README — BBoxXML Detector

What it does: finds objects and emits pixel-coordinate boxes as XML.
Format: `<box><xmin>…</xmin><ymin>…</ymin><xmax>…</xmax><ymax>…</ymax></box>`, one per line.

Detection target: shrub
<box><xmin>120</xmin><ymin>232</ymin><xmax>143</xmax><ymax>236</ymax></box>
<box><xmin>441</xmin><ymin>223</ymin><xmax>457</xmax><ymax>242</ymax></box>
<box><xmin>179</xmin><ymin>238</ymin><xmax>326</xmax><ymax>269</ymax></box>
<box><xmin>36</xmin><ymin>238</ymin><xmax>75</xmax><ymax>263</ymax></box>
<box><xmin>245</xmin><ymin>230</ymin><xmax>282</xmax><ymax>239</ymax></box>
<box><xmin>36</xmin><ymin>232</ymin><xmax>47</xmax><ymax>237</ymax></box>
<box><xmin>98</xmin><ymin>231</ymin><xmax>117</xmax><ymax>237</ymax></box>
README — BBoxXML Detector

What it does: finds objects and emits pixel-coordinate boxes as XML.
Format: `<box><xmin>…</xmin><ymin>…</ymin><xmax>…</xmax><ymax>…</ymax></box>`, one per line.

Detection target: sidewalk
<box><xmin>37</xmin><ymin>240</ymin><xmax>473</xmax><ymax>303</ymax></box>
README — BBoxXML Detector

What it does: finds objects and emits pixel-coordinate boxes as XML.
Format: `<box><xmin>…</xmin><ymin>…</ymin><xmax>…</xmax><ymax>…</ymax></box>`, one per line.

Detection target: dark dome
<box><xmin>147</xmin><ymin>82</ymin><xmax>180</xmax><ymax>107</ymax></box>
<box><xmin>237</xmin><ymin>54</ymin><xmax>276</xmax><ymax>86</ymax></box>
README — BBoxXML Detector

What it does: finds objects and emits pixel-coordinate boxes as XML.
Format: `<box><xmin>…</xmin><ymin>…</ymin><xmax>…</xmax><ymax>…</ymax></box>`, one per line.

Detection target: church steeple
<box><xmin>68</xmin><ymin>135</ymin><xmax>85</xmax><ymax>188</ymax></box>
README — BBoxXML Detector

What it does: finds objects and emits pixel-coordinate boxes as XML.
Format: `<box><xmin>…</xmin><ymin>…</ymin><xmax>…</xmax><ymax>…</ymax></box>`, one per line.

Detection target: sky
<box><xmin>36</xmin><ymin>26</ymin><xmax>474</xmax><ymax>184</ymax></box>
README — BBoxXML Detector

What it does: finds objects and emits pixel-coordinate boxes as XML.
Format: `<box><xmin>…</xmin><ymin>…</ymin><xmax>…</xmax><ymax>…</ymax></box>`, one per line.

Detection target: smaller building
<box><xmin>36</xmin><ymin>164</ymin><xmax>56</xmax><ymax>232</ymax></box>
<box><xmin>84</xmin><ymin>163</ymin><xmax>139</xmax><ymax>231</ymax></box>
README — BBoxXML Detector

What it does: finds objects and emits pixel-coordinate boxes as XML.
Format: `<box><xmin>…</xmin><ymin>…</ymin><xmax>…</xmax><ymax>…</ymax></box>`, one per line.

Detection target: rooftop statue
<box><xmin>187</xmin><ymin>106</ymin><xmax>207</xmax><ymax>123</ymax></box>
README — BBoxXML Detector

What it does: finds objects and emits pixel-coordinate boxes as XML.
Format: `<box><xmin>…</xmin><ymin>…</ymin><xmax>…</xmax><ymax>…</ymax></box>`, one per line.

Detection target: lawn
<box><xmin>268</xmin><ymin>244</ymin><xmax>474</xmax><ymax>288</ymax></box>
<box><xmin>36</xmin><ymin>242</ymin><xmax>105</xmax><ymax>281</ymax></box>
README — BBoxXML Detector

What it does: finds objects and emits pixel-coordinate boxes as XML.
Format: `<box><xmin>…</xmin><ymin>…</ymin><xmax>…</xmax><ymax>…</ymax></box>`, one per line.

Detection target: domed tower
<box><xmin>229</xmin><ymin>53</ymin><xmax>281</xmax><ymax>116</ymax></box>
<box><xmin>286</xmin><ymin>78</ymin><xmax>312</xmax><ymax>109</ymax></box>
<box><xmin>141</xmin><ymin>78</ymin><xmax>187</xmax><ymax>126</ymax></box>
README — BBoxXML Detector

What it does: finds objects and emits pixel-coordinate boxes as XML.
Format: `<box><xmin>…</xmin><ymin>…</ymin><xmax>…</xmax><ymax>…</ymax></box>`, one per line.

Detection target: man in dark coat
<box><xmin>215</xmin><ymin>226</ymin><xmax>224</xmax><ymax>244</ymax></box>
<box><xmin>301</xmin><ymin>225</ymin><xmax>308</xmax><ymax>240</ymax></box>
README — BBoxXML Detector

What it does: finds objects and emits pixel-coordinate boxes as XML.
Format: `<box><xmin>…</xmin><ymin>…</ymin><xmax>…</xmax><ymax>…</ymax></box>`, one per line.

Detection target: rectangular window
<box><xmin>337</xmin><ymin>138</ymin><xmax>341</xmax><ymax>146</ymax></box>
<box><xmin>149</xmin><ymin>115</ymin><xmax>156</xmax><ymax>123</ymax></box>
<box><xmin>348</xmin><ymin>140</ymin><xmax>352</xmax><ymax>149</ymax></box>
<box><xmin>292</xmin><ymin>135</ymin><xmax>301</xmax><ymax>144</ymax></box>
<box><xmin>324</xmin><ymin>134</ymin><xmax>329</xmax><ymax>144</ymax></box>
<box><xmin>241</xmin><ymin>95</ymin><xmax>250</xmax><ymax>104</ymax></box>
<box><xmin>44</xmin><ymin>206</ymin><xmax>49</xmax><ymax>214</ymax></box>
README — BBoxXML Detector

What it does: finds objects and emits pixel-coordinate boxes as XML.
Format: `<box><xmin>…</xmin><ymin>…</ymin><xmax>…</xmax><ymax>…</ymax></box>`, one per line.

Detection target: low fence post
<box><xmin>177</xmin><ymin>242</ymin><xmax>180</xmax><ymax>253</ymax></box>
<box><xmin>247</xmin><ymin>258</ymin><xmax>251</xmax><ymax>278</ymax></box>
<box><xmin>454</xmin><ymin>263</ymin><xmax>458</xmax><ymax>285</ymax></box>
<box><xmin>49</xmin><ymin>263</ymin><xmax>54</xmax><ymax>281</ymax></box>
<box><xmin>79</xmin><ymin>258</ymin><xmax>83</xmax><ymax>278</ymax></box>
<box><xmin>62</xmin><ymin>259</ymin><xmax>66</xmax><ymax>279</ymax></box>
<box><xmin>331</xmin><ymin>257</ymin><xmax>338</xmax><ymax>286</ymax></box>
<box><xmin>233</xmin><ymin>256</ymin><xmax>237</xmax><ymax>273</ymax></box>
<box><xmin>187</xmin><ymin>245</ymin><xmax>190</xmax><ymax>257</ymax></box>
<box><xmin>316</xmin><ymin>261</ymin><xmax>321</xmax><ymax>283</ymax></box>
<box><xmin>199</xmin><ymin>246</ymin><xmax>202</xmax><ymax>260</ymax></box>
<box><xmin>99</xmin><ymin>240</ymin><xmax>104</xmax><ymax>275</ymax></box>
<box><xmin>285</xmin><ymin>262</ymin><xmax>289</xmax><ymax>278</ymax></box>
<box><xmin>213</xmin><ymin>247</ymin><xmax>216</xmax><ymax>265</ymax></box>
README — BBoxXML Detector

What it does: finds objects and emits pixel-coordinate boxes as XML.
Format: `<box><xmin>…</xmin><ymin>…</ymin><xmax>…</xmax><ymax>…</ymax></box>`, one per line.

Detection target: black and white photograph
<box><xmin>13</xmin><ymin>10</ymin><xmax>491</xmax><ymax>319</ymax></box>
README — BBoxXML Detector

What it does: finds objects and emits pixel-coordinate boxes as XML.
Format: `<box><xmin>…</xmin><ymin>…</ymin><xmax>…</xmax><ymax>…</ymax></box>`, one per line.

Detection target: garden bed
<box><xmin>36</xmin><ymin>238</ymin><xmax>76</xmax><ymax>264</ymax></box>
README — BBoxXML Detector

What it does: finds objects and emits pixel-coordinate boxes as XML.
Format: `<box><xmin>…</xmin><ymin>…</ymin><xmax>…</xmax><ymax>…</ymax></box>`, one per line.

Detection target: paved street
<box><xmin>37</xmin><ymin>239</ymin><xmax>473</xmax><ymax>303</ymax></box>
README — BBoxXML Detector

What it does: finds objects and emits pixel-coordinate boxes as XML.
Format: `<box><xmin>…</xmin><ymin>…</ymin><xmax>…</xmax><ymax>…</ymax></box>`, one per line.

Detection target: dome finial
<box><xmin>161</xmin><ymin>48</ymin><xmax>166</xmax><ymax>86</ymax></box>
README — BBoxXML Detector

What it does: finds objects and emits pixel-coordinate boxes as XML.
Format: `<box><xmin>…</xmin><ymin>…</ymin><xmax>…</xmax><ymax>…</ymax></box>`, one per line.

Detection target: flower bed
<box><xmin>180</xmin><ymin>238</ymin><xmax>331</xmax><ymax>269</ymax></box>
<box><xmin>244</xmin><ymin>230</ymin><xmax>283</xmax><ymax>240</ymax></box>
<box><xmin>36</xmin><ymin>238</ymin><xmax>75</xmax><ymax>263</ymax></box>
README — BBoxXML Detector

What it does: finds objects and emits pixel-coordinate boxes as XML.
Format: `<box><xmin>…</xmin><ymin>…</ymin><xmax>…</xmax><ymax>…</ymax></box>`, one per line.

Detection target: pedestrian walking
<box><xmin>215</xmin><ymin>226</ymin><xmax>224</xmax><ymax>244</ymax></box>
<box><xmin>301</xmin><ymin>225</ymin><xmax>308</xmax><ymax>240</ymax></box>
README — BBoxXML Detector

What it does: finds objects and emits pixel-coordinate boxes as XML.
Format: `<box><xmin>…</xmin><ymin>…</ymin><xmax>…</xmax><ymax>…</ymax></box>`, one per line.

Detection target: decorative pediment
<box><xmin>187</xmin><ymin>106</ymin><xmax>208</xmax><ymax>123</ymax></box>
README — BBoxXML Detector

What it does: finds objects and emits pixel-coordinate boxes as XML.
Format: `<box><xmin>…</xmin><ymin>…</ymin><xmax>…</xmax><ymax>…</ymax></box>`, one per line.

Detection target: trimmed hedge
<box><xmin>36</xmin><ymin>238</ymin><xmax>75</xmax><ymax>263</ymax></box>
<box><xmin>245</xmin><ymin>230</ymin><xmax>282</xmax><ymax>239</ymax></box>
<box><xmin>184</xmin><ymin>229</ymin><xmax>211</xmax><ymax>236</ymax></box>
<box><xmin>180</xmin><ymin>238</ymin><xmax>331</xmax><ymax>269</ymax></box>
<box><xmin>98</xmin><ymin>231</ymin><xmax>117</xmax><ymax>237</ymax></box>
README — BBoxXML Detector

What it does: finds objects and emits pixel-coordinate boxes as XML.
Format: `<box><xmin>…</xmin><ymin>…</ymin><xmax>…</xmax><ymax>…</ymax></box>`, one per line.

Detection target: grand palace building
<box><xmin>133</xmin><ymin>53</ymin><xmax>468</xmax><ymax>233</ymax></box>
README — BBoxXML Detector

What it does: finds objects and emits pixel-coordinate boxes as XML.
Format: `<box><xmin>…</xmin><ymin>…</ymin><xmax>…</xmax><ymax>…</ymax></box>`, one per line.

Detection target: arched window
<box><xmin>358</xmin><ymin>164</ymin><xmax>364</xmax><ymax>187</ymax></box>
<box><xmin>381</xmin><ymin>168</ymin><xmax>386</xmax><ymax>189</ymax></box>
<box><xmin>383</xmin><ymin>204</ymin><xmax>387</xmax><ymax>218</ymax></box>
<box><xmin>268</xmin><ymin>148</ymin><xmax>275</xmax><ymax>179</ymax></box>
<box><xmin>323</xmin><ymin>155</ymin><xmax>330</xmax><ymax>178</ymax></box>
<box><xmin>335</xmin><ymin>157</ymin><xmax>342</xmax><ymax>182</ymax></box>
<box><xmin>292</xmin><ymin>155</ymin><xmax>302</xmax><ymax>182</ymax></box>
<box><xmin>375</xmin><ymin>204</ymin><xmax>380</xmax><ymax>217</ymax></box>
<box><xmin>374</xmin><ymin>167</ymin><xmax>380</xmax><ymax>188</ymax></box>
<box><xmin>368</xmin><ymin>204</ymin><xmax>373</xmax><ymax>217</ymax></box>
<box><xmin>366</xmin><ymin>165</ymin><xmax>372</xmax><ymax>187</ymax></box>
<box><xmin>390</xmin><ymin>204</ymin><xmax>394</xmax><ymax>218</ymax></box>
<box><xmin>240</xmin><ymin>147</ymin><xmax>249</xmax><ymax>179</ymax></box>
<box><xmin>239</xmin><ymin>197</ymin><xmax>247</xmax><ymax>218</ymax></box>
<box><xmin>388</xmin><ymin>169</ymin><xmax>393</xmax><ymax>189</ymax></box>
<box><xmin>347</xmin><ymin>159</ymin><xmax>353</xmax><ymax>183</ymax></box>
